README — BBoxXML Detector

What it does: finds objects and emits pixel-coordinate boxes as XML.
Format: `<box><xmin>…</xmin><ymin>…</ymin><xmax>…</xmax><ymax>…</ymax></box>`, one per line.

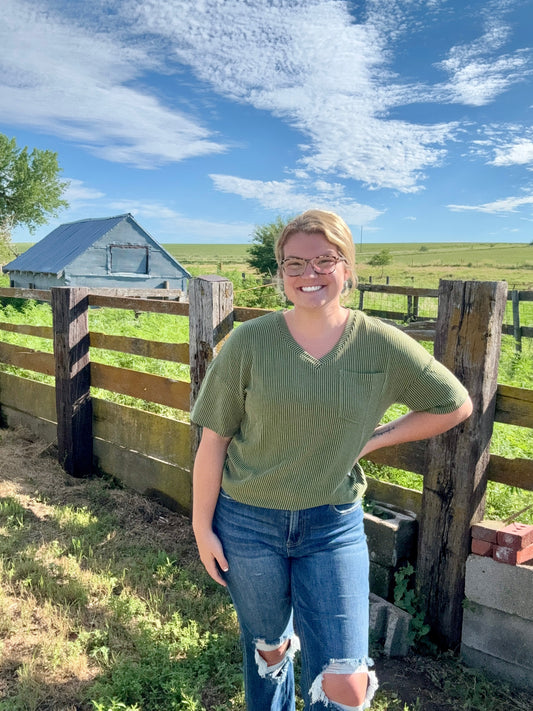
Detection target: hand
<box><xmin>194</xmin><ymin>527</ymin><xmax>229</xmax><ymax>587</ymax></box>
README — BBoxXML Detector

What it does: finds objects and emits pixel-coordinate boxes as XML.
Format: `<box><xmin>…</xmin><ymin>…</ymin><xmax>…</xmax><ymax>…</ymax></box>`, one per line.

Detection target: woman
<box><xmin>191</xmin><ymin>210</ymin><xmax>472</xmax><ymax>711</ymax></box>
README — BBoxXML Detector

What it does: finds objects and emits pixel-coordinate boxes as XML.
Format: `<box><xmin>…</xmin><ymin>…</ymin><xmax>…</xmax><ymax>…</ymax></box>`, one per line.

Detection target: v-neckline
<box><xmin>276</xmin><ymin>310</ymin><xmax>356</xmax><ymax>366</ymax></box>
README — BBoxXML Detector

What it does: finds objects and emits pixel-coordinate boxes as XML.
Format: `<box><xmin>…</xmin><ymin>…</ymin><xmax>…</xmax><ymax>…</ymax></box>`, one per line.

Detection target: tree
<box><xmin>0</xmin><ymin>134</ymin><xmax>69</xmax><ymax>242</ymax></box>
<box><xmin>368</xmin><ymin>248</ymin><xmax>393</xmax><ymax>277</ymax></box>
<box><xmin>247</xmin><ymin>216</ymin><xmax>289</xmax><ymax>278</ymax></box>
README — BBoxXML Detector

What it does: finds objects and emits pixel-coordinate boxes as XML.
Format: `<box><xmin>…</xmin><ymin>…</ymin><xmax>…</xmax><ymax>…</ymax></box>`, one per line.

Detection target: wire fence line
<box><xmin>353</xmin><ymin>283</ymin><xmax>532</xmax><ymax>351</ymax></box>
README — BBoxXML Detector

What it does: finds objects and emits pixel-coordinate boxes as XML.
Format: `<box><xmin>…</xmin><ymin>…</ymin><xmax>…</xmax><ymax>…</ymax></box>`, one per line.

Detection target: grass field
<box><xmin>1</xmin><ymin>427</ymin><xmax>532</xmax><ymax>711</ymax></box>
<box><xmin>0</xmin><ymin>242</ymin><xmax>532</xmax><ymax>709</ymax></box>
<box><xmin>0</xmin><ymin>244</ymin><xmax>531</xmax><ymax>522</ymax></box>
<box><xmin>7</xmin><ymin>240</ymin><xmax>533</xmax><ymax>286</ymax></box>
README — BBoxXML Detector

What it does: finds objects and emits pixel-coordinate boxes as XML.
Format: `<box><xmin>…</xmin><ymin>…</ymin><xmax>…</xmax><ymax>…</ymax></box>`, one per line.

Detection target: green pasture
<box><xmin>9</xmin><ymin>239</ymin><xmax>533</xmax><ymax>267</ymax></box>
<box><xmin>6</xmin><ymin>239</ymin><xmax>532</xmax><ymax>289</ymax></box>
<box><xmin>0</xmin><ymin>292</ymin><xmax>531</xmax><ymax>524</ymax></box>
<box><xmin>166</xmin><ymin>242</ymin><xmax>533</xmax><ymax>289</ymax></box>
<box><xmin>0</xmin><ymin>244</ymin><xmax>531</xmax><ymax>522</ymax></box>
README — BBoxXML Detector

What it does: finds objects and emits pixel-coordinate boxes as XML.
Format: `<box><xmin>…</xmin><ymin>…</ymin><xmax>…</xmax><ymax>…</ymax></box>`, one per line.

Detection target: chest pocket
<box><xmin>339</xmin><ymin>370</ymin><xmax>386</xmax><ymax>426</ymax></box>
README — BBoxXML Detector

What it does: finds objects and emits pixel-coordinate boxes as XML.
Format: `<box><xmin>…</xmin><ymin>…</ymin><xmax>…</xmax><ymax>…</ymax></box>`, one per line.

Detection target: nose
<box><xmin>301</xmin><ymin>260</ymin><xmax>318</xmax><ymax>277</ymax></box>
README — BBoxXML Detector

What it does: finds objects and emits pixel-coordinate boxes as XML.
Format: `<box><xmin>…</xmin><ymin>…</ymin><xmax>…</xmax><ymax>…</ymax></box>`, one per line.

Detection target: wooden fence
<box><xmin>0</xmin><ymin>279</ymin><xmax>532</xmax><ymax>650</ymax></box>
<box><xmin>357</xmin><ymin>282</ymin><xmax>533</xmax><ymax>349</ymax></box>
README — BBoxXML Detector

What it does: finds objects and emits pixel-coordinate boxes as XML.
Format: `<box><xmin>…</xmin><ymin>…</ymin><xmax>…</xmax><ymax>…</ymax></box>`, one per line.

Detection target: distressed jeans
<box><xmin>213</xmin><ymin>490</ymin><xmax>378</xmax><ymax>711</ymax></box>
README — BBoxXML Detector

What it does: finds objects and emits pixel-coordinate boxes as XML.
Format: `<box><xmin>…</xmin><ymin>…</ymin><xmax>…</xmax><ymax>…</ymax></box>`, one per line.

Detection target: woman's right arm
<box><xmin>192</xmin><ymin>427</ymin><xmax>232</xmax><ymax>586</ymax></box>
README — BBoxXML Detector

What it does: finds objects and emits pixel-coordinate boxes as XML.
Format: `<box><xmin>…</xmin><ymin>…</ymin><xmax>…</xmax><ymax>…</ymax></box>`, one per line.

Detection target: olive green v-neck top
<box><xmin>191</xmin><ymin>310</ymin><xmax>468</xmax><ymax>510</ymax></box>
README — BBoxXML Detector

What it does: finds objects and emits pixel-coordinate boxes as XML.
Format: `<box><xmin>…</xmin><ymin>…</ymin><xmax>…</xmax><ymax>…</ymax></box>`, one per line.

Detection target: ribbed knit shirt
<box><xmin>191</xmin><ymin>309</ymin><xmax>469</xmax><ymax>510</ymax></box>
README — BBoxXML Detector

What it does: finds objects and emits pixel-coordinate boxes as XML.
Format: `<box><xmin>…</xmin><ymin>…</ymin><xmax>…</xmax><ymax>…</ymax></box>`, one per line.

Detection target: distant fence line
<box><xmin>356</xmin><ymin>282</ymin><xmax>533</xmax><ymax>350</ymax></box>
<box><xmin>0</xmin><ymin>279</ymin><xmax>532</xmax><ymax>650</ymax></box>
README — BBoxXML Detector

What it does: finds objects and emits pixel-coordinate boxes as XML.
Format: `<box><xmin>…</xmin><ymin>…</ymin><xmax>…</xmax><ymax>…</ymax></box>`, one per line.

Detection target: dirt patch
<box><xmin>1</xmin><ymin>425</ymin><xmax>532</xmax><ymax>711</ymax></box>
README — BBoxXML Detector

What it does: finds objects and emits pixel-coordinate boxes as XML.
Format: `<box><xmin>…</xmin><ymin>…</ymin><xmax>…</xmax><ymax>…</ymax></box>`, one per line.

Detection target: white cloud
<box><xmin>109</xmin><ymin>200</ymin><xmax>254</xmax><ymax>242</ymax></box>
<box><xmin>448</xmin><ymin>194</ymin><xmax>533</xmax><ymax>213</ymax></box>
<box><xmin>437</xmin><ymin>18</ymin><xmax>531</xmax><ymax>106</ymax></box>
<box><xmin>469</xmin><ymin>125</ymin><xmax>533</xmax><ymax>166</ymax></box>
<box><xmin>0</xmin><ymin>0</ymin><xmax>226</xmax><ymax>168</ymax></box>
<box><xmin>131</xmin><ymin>0</ymin><xmax>458</xmax><ymax>191</ymax></box>
<box><xmin>63</xmin><ymin>179</ymin><xmax>105</xmax><ymax>205</ymax></box>
<box><xmin>3</xmin><ymin>0</ymin><xmax>532</xmax><ymax>200</ymax></box>
<box><xmin>491</xmin><ymin>140</ymin><xmax>533</xmax><ymax>167</ymax></box>
<box><xmin>209</xmin><ymin>174</ymin><xmax>382</xmax><ymax>226</ymax></box>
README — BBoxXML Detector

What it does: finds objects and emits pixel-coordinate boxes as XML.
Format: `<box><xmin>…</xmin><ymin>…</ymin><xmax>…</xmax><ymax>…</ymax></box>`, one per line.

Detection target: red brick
<box><xmin>471</xmin><ymin>538</ymin><xmax>493</xmax><ymax>557</ymax></box>
<box><xmin>471</xmin><ymin>520</ymin><xmax>503</xmax><ymax>543</ymax></box>
<box><xmin>496</xmin><ymin>522</ymin><xmax>533</xmax><ymax>551</ymax></box>
<box><xmin>493</xmin><ymin>542</ymin><xmax>533</xmax><ymax>565</ymax></box>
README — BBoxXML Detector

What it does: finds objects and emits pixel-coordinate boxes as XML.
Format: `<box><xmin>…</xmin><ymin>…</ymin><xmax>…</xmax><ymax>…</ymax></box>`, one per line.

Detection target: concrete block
<box><xmin>369</xmin><ymin>594</ymin><xmax>388</xmax><ymax>639</ymax></box>
<box><xmin>471</xmin><ymin>519</ymin><xmax>502</xmax><ymax>543</ymax></box>
<box><xmin>497</xmin><ymin>522</ymin><xmax>533</xmax><ymax>550</ymax></box>
<box><xmin>471</xmin><ymin>538</ymin><xmax>493</xmax><ymax>557</ymax></box>
<box><xmin>493</xmin><ymin>542</ymin><xmax>533</xmax><ymax>565</ymax></box>
<box><xmin>369</xmin><ymin>593</ymin><xmax>411</xmax><ymax>658</ymax></box>
<box><xmin>461</xmin><ymin>644</ymin><xmax>533</xmax><ymax>693</ymax></box>
<box><xmin>369</xmin><ymin>561</ymin><xmax>394</xmax><ymax>600</ymax></box>
<box><xmin>465</xmin><ymin>554</ymin><xmax>533</xmax><ymax>620</ymax></box>
<box><xmin>364</xmin><ymin>503</ymin><xmax>417</xmax><ymax>568</ymax></box>
<box><xmin>462</xmin><ymin>602</ymin><xmax>533</xmax><ymax>669</ymax></box>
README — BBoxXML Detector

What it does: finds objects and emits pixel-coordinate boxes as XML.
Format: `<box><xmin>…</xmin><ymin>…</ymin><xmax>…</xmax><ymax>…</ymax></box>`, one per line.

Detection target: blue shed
<box><xmin>2</xmin><ymin>214</ymin><xmax>191</xmax><ymax>292</ymax></box>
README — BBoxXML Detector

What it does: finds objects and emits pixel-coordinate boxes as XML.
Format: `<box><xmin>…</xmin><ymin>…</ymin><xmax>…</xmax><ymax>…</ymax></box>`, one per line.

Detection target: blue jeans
<box><xmin>213</xmin><ymin>491</ymin><xmax>378</xmax><ymax>711</ymax></box>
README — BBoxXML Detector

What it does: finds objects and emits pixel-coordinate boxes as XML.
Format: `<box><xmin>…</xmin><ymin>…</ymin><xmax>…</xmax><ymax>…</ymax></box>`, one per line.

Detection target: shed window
<box><xmin>110</xmin><ymin>245</ymin><xmax>149</xmax><ymax>274</ymax></box>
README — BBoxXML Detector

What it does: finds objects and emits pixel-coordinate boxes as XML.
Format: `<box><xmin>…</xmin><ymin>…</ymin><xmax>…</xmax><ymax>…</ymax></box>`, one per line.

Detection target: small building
<box><xmin>2</xmin><ymin>214</ymin><xmax>191</xmax><ymax>292</ymax></box>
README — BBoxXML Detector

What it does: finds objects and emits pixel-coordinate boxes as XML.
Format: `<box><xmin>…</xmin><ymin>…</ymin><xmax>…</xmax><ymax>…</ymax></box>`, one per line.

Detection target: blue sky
<box><xmin>2</xmin><ymin>0</ymin><xmax>533</xmax><ymax>245</ymax></box>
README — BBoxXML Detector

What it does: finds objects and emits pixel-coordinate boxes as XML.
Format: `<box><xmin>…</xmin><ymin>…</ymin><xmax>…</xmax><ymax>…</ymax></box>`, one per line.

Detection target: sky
<box><xmin>2</xmin><ymin>0</ymin><xmax>533</xmax><ymax>245</ymax></box>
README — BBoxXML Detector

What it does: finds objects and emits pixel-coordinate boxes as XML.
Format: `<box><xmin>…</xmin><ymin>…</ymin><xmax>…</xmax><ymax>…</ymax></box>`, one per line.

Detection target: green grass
<box><xmin>0</xmin><ymin>253</ymin><xmax>531</xmax><ymax>520</ymax></box>
<box><xmin>0</xmin><ymin>433</ymin><xmax>244</xmax><ymax>710</ymax></box>
<box><xmin>1</xmin><ymin>429</ymin><xmax>532</xmax><ymax>711</ymax></box>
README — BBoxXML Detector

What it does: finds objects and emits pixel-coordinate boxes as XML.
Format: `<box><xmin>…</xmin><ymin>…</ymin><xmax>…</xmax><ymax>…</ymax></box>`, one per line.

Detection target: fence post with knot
<box><xmin>51</xmin><ymin>287</ymin><xmax>93</xmax><ymax>477</ymax></box>
<box><xmin>189</xmin><ymin>276</ymin><xmax>234</xmax><ymax>467</ymax></box>
<box><xmin>416</xmin><ymin>279</ymin><xmax>508</xmax><ymax>649</ymax></box>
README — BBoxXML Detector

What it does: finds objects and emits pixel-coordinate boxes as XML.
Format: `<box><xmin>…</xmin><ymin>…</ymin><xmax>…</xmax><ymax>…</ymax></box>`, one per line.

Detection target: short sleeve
<box><xmin>190</xmin><ymin>328</ymin><xmax>248</xmax><ymax>437</ymax></box>
<box><xmin>399</xmin><ymin>357</ymin><xmax>469</xmax><ymax>414</ymax></box>
<box><xmin>377</xmin><ymin>323</ymin><xmax>469</xmax><ymax>414</ymax></box>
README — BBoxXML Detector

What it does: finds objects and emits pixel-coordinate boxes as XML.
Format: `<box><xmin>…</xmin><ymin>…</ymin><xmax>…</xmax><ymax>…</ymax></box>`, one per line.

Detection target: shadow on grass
<box><xmin>0</xmin><ymin>466</ymin><xmax>245</xmax><ymax>711</ymax></box>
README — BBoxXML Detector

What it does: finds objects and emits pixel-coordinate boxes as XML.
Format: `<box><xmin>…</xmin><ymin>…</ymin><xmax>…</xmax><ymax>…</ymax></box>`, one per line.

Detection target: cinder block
<box><xmin>369</xmin><ymin>593</ymin><xmax>411</xmax><ymax>658</ymax></box>
<box><xmin>364</xmin><ymin>504</ymin><xmax>417</xmax><ymax>568</ymax></box>
<box><xmin>471</xmin><ymin>519</ymin><xmax>502</xmax><ymax>543</ymax></box>
<box><xmin>497</xmin><ymin>522</ymin><xmax>533</xmax><ymax>551</ymax></box>
<box><xmin>369</xmin><ymin>561</ymin><xmax>394</xmax><ymax>600</ymax></box>
<box><xmin>471</xmin><ymin>538</ymin><xmax>493</xmax><ymax>557</ymax></box>
<box><xmin>465</xmin><ymin>554</ymin><xmax>533</xmax><ymax>620</ymax></box>
<box><xmin>493</xmin><ymin>542</ymin><xmax>533</xmax><ymax>565</ymax></box>
<box><xmin>461</xmin><ymin>644</ymin><xmax>533</xmax><ymax>692</ymax></box>
<box><xmin>369</xmin><ymin>594</ymin><xmax>388</xmax><ymax>640</ymax></box>
<box><xmin>461</xmin><ymin>601</ymin><xmax>533</xmax><ymax>669</ymax></box>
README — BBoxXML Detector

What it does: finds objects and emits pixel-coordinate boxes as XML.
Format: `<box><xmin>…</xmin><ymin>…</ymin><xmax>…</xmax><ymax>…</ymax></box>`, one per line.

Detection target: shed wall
<box><xmin>7</xmin><ymin>219</ymin><xmax>190</xmax><ymax>291</ymax></box>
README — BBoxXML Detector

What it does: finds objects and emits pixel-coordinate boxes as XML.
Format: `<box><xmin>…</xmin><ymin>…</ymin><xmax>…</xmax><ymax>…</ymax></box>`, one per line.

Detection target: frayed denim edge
<box><xmin>254</xmin><ymin>635</ymin><xmax>300</xmax><ymax>680</ymax></box>
<box><xmin>309</xmin><ymin>658</ymin><xmax>378</xmax><ymax>710</ymax></box>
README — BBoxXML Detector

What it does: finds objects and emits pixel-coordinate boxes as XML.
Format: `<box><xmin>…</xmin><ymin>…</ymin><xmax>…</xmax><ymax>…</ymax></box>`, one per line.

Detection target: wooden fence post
<box><xmin>189</xmin><ymin>276</ymin><xmax>234</xmax><ymax>461</ymax></box>
<box><xmin>416</xmin><ymin>280</ymin><xmax>508</xmax><ymax>649</ymax></box>
<box><xmin>51</xmin><ymin>287</ymin><xmax>92</xmax><ymax>477</ymax></box>
<box><xmin>512</xmin><ymin>290</ymin><xmax>521</xmax><ymax>353</ymax></box>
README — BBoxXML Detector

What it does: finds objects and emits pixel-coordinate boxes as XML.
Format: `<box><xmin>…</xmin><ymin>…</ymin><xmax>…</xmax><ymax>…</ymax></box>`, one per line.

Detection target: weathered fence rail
<box><xmin>0</xmin><ymin>280</ymin><xmax>532</xmax><ymax>649</ymax></box>
<box><xmin>357</xmin><ymin>282</ymin><xmax>533</xmax><ymax>346</ymax></box>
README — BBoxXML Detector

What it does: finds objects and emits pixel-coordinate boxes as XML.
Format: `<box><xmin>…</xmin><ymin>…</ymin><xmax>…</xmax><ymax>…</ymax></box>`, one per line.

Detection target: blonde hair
<box><xmin>275</xmin><ymin>209</ymin><xmax>357</xmax><ymax>293</ymax></box>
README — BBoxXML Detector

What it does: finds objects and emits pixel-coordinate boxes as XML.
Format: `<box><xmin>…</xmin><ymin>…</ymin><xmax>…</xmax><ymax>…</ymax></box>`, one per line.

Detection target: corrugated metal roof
<box><xmin>3</xmin><ymin>214</ymin><xmax>130</xmax><ymax>275</ymax></box>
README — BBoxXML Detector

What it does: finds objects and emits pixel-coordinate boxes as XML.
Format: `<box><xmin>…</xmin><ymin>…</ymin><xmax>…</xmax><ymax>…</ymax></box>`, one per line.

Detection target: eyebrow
<box><xmin>283</xmin><ymin>251</ymin><xmax>339</xmax><ymax>259</ymax></box>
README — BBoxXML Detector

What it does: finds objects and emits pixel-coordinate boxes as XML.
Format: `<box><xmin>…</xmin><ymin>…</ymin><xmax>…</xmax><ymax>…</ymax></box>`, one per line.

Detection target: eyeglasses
<box><xmin>280</xmin><ymin>255</ymin><xmax>346</xmax><ymax>277</ymax></box>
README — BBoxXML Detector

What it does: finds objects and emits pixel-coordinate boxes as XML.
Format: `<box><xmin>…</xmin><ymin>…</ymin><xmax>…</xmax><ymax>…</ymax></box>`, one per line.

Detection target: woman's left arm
<box><xmin>358</xmin><ymin>396</ymin><xmax>473</xmax><ymax>460</ymax></box>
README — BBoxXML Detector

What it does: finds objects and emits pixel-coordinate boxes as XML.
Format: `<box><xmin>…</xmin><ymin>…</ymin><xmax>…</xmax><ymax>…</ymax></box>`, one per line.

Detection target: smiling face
<box><xmin>281</xmin><ymin>231</ymin><xmax>349</xmax><ymax>313</ymax></box>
